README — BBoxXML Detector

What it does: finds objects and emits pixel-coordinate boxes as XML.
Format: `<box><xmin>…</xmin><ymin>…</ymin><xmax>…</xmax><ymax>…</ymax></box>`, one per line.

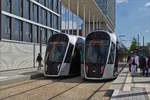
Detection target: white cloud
<box><xmin>145</xmin><ymin>30</ymin><xmax>149</xmax><ymax>33</ymax></box>
<box><xmin>116</xmin><ymin>0</ymin><xmax>128</xmax><ymax>4</ymax></box>
<box><xmin>145</xmin><ymin>2</ymin><xmax>150</xmax><ymax>7</ymax></box>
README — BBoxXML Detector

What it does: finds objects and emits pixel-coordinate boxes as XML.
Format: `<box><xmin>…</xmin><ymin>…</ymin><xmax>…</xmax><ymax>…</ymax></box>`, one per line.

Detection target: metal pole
<box><xmin>77</xmin><ymin>0</ymin><xmax>79</xmax><ymax>36</ymax></box>
<box><xmin>68</xmin><ymin>0</ymin><xmax>70</xmax><ymax>34</ymax></box>
<box><xmin>33</xmin><ymin>43</ymin><xmax>35</xmax><ymax>68</ymax></box>
<box><xmin>137</xmin><ymin>34</ymin><xmax>139</xmax><ymax>55</ymax></box>
<box><xmin>83</xmin><ymin>5</ymin><xmax>85</xmax><ymax>36</ymax></box>
<box><xmin>143</xmin><ymin>36</ymin><xmax>144</xmax><ymax>55</ymax></box>
<box><xmin>65</xmin><ymin>0</ymin><xmax>66</xmax><ymax>33</ymax></box>
<box><xmin>72</xmin><ymin>12</ymin><xmax>74</xmax><ymax>35</ymax></box>
<box><xmin>40</xmin><ymin>30</ymin><xmax>42</xmax><ymax>55</ymax></box>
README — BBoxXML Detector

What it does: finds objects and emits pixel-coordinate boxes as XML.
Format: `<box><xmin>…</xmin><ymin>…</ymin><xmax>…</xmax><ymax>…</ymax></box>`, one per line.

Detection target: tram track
<box><xmin>48</xmin><ymin>80</ymin><xmax>84</xmax><ymax>100</ymax></box>
<box><xmin>0</xmin><ymin>77</ymin><xmax>45</xmax><ymax>91</ymax></box>
<box><xmin>0</xmin><ymin>76</ymin><xmax>82</xmax><ymax>100</ymax></box>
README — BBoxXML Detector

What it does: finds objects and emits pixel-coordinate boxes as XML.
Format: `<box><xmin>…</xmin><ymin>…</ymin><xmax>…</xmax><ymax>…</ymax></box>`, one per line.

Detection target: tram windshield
<box><xmin>47</xmin><ymin>41</ymin><xmax>67</xmax><ymax>62</ymax></box>
<box><xmin>86</xmin><ymin>40</ymin><xmax>110</xmax><ymax>64</ymax></box>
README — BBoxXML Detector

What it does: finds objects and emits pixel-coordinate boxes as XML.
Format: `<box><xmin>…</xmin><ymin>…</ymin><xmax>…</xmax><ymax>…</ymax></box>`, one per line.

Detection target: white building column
<box><xmin>88</xmin><ymin>11</ymin><xmax>90</xmax><ymax>33</ymax></box>
<box><xmin>93</xmin><ymin>16</ymin><xmax>95</xmax><ymax>31</ymax></box>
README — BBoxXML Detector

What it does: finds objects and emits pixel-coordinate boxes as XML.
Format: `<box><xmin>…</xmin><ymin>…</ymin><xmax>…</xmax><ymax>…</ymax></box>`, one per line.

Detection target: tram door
<box><xmin>69</xmin><ymin>38</ymin><xmax>84</xmax><ymax>75</ymax></box>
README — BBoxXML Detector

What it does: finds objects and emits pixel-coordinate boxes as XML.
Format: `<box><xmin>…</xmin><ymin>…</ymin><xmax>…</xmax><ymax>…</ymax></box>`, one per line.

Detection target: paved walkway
<box><xmin>0</xmin><ymin>67</ymin><xmax>44</xmax><ymax>86</ymax></box>
<box><xmin>110</xmin><ymin>66</ymin><xmax>150</xmax><ymax>100</ymax></box>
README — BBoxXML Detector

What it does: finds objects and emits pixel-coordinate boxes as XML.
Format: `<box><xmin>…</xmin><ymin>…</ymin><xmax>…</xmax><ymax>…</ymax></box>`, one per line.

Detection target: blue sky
<box><xmin>116</xmin><ymin>0</ymin><xmax>150</xmax><ymax>47</ymax></box>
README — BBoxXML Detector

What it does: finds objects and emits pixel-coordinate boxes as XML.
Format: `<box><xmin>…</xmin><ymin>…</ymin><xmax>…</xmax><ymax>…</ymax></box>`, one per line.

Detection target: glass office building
<box><xmin>0</xmin><ymin>0</ymin><xmax>61</xmax><ymax>44</ymax></box>
<box><xmin>96</xmin><ymin>0</ymin><xmax>115</xmax><ymax>27</ymax></box>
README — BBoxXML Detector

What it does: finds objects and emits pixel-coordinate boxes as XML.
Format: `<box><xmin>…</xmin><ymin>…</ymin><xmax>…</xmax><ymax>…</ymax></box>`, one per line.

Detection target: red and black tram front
<box><xmin>45</xmin><ymin>34</ymin><xmax>68</xmax><ymax>76</ymax></box>
<box><xmin>85</xmin><ymin>31</ymin><xmax>110</xmax><ymax>78</ymax></box>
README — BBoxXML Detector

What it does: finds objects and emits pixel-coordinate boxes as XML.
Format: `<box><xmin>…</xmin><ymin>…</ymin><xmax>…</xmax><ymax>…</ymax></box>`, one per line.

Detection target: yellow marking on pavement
<box><xmin>123</xmin><ymin>73</ymin><xmax>132</xmax><ymax>91</ymax></box>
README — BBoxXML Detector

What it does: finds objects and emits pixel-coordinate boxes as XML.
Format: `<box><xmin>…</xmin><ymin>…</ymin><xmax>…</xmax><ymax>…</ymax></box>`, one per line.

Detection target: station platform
<box><xmin>110</xmin><ymin>66</ymin><xmax>150</xmax><ymax>100</ymax></box>
<box><xmin>0</xmin><ymin>67</ymin><xmax>44</xmax><ymax>86</ymax></box>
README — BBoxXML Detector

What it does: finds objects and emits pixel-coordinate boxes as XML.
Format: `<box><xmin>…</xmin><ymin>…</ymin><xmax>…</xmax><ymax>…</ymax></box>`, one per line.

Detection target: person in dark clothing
<box><xmin>36</xmin><ymin>53</ymin><xmax>43</xmax><ymax>70</ymax></box>
<box><xmin>127</xmin><ymin>52</ymin><xmax>133</xmax><ymax>72</ymax></box>
<box><xmin>148</xmin><ymin>56</ymin><xmax>150</xmax><ymax>68</ymax></box>
<box><xmin>139</xmin><ymin>56</ymin><xmax>143</xmax><ymax>72</ymax></box>
<box><xmin>141</xmin><ymin>56</ymin><xmax>147</xmax><ymax>76</ymax></box>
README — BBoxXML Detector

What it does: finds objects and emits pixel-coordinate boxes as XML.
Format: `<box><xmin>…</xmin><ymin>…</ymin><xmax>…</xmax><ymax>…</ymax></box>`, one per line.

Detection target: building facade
<box><xmin>96</xmin><ymin>0</ymin><xmax>116</xmax><ymax>31</ymax></box>
<box><xmin>0</xmin><ymin>0</ymin><xmax>61</xmax><ymax>71</ymax></box>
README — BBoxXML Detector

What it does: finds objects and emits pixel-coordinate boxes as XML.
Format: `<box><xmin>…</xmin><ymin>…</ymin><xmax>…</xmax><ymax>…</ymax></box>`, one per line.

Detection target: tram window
<box><xmin>65</xmin><ymin>44</ymin><xmax>73</xmax><ymax>63</ymax></box>
<box><xmin>108</xmin><ymin>43</ymin><xmax>115</xmax><ymax>64</ymax></box>
<box><xmin>47</xmin><ymin>42</ymin><xmax>67</xmax><ymax>62</ymax></box>
<box><xmin>86</xmin><ymin>40</ymin><xmax>109</xmax><ymax>64</ymax></box>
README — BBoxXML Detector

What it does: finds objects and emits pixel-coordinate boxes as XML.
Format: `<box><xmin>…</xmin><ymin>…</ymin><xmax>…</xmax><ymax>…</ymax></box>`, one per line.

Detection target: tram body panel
<box><xmin>59</xmin><ymin>63</ymin><xmax>70</xmax><ymax>76</ymax></box>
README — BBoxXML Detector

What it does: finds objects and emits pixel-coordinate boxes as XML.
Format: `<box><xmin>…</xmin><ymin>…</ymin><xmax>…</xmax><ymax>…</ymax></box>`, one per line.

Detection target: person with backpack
<box><xmin>36</xmin><ymin>53</ymin><xmax>43</xmax><ymax>70</ymax></box>
<box><xmin>130</xmin><ymin>52</ymin><xmax>139</xmax><ymax>76</ymax></box>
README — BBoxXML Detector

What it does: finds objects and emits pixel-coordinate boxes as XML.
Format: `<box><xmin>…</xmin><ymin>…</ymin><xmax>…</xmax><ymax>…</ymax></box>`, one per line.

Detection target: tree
<box><xmin>129</xmin><ymin>38</ymin><xmax>137</xmax><ymax>52</ymax></box>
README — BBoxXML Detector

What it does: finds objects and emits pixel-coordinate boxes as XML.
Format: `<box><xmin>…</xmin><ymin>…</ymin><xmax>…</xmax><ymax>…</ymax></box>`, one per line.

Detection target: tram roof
<box><xmin>61</xmin><ymin>0</ymin><xmax>114</xmax><ymax>32</ymax></box>
<box><xmin>55</xmin><ymin>33</ymin><xmax>85</xmax><ymax>45</ymax></box>
<box><xmin>87</xmin><ymin>30</ymin><xmax>117</xmax><ymax>44</ymax></box>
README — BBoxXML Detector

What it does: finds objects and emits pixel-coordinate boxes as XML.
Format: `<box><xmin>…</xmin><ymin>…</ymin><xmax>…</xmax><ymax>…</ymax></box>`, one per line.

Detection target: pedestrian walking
<box><xmin>139</xmin><ymin>56</ymin><xmax>143</xmax><ymax>72</ymax></box>
<box><xmin>129</xmin><ymin>52</ymin><xmax>139</xmax><ymax>76</ymax></box>
<box><xmin>127</xmin><ymin>52</ymin><xmax>133</xmax><ymax>72</ymax></box>
<box><xmin>36</xmin><ymin>53</ymin><xmax>43</xmax><ymax>70</ymax></box>
<box><xmin>144</xmin><ymin>56</ymin><xmax>149</xmax><ymax>76</ymax></box>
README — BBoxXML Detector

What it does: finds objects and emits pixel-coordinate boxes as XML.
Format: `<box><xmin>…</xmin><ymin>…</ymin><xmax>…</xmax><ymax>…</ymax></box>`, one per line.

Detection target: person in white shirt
<box><xmin>129</xmin><ymin>52</ymin><xmax>139</xmax><ymax>76</ymax></box>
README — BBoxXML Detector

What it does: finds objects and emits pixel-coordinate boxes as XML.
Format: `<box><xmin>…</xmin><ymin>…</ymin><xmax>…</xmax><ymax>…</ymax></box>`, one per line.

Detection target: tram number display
<box><xmin>88</xmin><ymin>40</ymin><xmax>104</xmax><ymax>44</ymax></box>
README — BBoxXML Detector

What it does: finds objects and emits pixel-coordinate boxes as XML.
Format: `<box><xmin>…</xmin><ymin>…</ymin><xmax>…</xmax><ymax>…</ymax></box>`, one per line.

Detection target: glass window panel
<box><xmin>41</xmin><ymin>28</ymin><xmax>47</xmax><ymax>44</ymax></box>
<box><xmin>53</xmin><ymin>15</ymin><xmax>58</xmax><ymax>29</ymax></box>
<box><xmin>46</xmin><ymin>0</ymin><xmax>53</xmax><ymax>9</ymax></box>
<box><xmin>40</xmin><ymin>8</ymin><xmax>47</xmax><ymax>25</ymax></box>
<box><xmin>32</xmin><ymin>25</ymin><xmax>38</xmax><ymax>43</ymax></box>
<box><xmin>1</xmin><ymin>15</ymin><xmax>11</xmax><ymax>40</ymax></box>
<box><xmin>47</xmin><ymin>30</ymin><xmax>52</xmax><ymax>42</ymax></box>
<box><xmin>23</xmin><ymin>22</ymin><xmax>32</xmax><ymax>42</ymax></box>
<box><xmin>23</xmin><ymin>0</ymin><xmax>30</xmax><ymax>19</ymax></box>
<box><xmin>47</xmin><ymin>12</ymin><xmax>52</xmax><ymax>27</ymax></box>
<box><xmin>39</xmin><ymin>0</ymin><xmax>45</xmax><ymax>5</ymax></box>
<box><xmin>2</xmin><ymin>0</ymin><xmax>11</xmax><ymax>12</ymax></box>
<box><xmin>12</xmin><ymin>19</ymin><xmax>22</xmax><ymax>41</ymax></box>
<box><xmin>31</xmin><ymin>4</ymin><xmax>38</xmax><ymax>22</ymax></box>
<box><xmin>53</xmin><ymin>0</ymin><xmax>58</xmax><ymax>13</ymax></box>
<box><xmin>12</xmin><ymin>0</ymin><xmax>23</xmax><ymax>16</ymax></box>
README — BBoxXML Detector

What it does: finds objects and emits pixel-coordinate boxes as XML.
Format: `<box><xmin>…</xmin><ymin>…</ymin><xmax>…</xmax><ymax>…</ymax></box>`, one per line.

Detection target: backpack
<box><xmin>132</xmin><ymin>58</ymin><xmax>136</xmax><ymax>65</ymax></box>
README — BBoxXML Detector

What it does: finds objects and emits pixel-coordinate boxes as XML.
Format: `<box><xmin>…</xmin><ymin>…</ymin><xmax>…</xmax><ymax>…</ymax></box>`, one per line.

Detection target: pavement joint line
<box><xmin>86</xmin><ymin>83</ymin><xmax>106</xmax><ymax>100</ymax></box>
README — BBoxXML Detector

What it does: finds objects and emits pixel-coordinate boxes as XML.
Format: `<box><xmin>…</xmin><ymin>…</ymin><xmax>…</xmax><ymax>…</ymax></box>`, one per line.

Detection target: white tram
<box><xmin>81</xmin><ymin>30</ymin><xmax>118</xmax><ymax>80</ymax></box>
<box><xmin>44</xmin><ymin>33</ymin><xmax>85</xmax><ymax>77</ymax></box>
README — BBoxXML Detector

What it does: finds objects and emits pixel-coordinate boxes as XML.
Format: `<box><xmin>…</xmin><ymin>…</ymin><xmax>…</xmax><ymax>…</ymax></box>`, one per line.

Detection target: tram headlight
<box><xmin>86</xmin><ymin>65</ymin><xmax>88</xmax><ymax>73</ymax></box>
<box><xmin>100</xmin><ymin>66</ymin><xmax>104</xmax><ymax>74</ymax></box>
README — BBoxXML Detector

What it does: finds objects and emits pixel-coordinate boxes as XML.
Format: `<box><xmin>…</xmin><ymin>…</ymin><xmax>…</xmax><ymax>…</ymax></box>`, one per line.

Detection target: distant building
<box><xmin>0</xmin><ymin>0</ymin><xmax>61</xmax><ymax>71</ymax></box>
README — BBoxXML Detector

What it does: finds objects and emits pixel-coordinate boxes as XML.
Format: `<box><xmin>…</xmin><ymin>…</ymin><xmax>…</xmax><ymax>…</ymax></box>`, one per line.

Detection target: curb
<box><xmin>0</xmin><ymin>73</ymin><xmax>44</xmax><ymax>86</ymax></box>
